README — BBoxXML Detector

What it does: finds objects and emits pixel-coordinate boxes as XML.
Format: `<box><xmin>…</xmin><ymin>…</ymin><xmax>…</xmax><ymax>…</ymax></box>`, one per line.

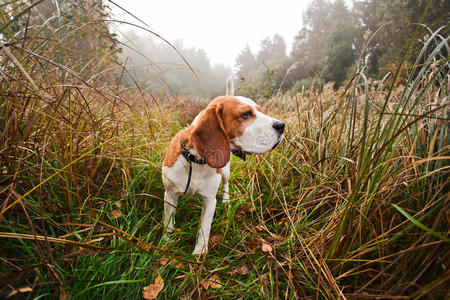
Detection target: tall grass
<box><xmin>1</xmin><ymin>1</ymin><xmax>449</xmax><ymax>299</ymax></box>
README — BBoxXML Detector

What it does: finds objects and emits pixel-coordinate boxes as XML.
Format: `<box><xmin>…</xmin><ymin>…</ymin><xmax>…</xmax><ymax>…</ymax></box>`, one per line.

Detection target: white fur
<box><xmin>226</xmin><ymin>75</ymin><xmax>234</xmax><ymax>96</ymax></box>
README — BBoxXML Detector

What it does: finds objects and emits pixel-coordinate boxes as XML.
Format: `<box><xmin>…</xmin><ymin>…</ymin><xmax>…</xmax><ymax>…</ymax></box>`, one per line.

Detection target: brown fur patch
<box><xmin>163</xmin><ymin>131</ymin><xmax>182</xmax><ymax>167</ymax></box>
<box><xmin>163</xmin><ymin>129</ymin><xmax>193</xmax><ymax>167</ymax></box>
<box><xmin>191</xmin><ymin>104</ymin><xmax>230</xmax><ymax>168</ymax></box>
<box><xmin>209</xmin><ymin>96</ymin><xmax>255</xmax><ymax>140</ymax></box>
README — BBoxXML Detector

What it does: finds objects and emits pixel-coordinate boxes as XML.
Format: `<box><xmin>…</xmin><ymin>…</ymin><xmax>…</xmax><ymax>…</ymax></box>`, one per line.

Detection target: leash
<box><xmin>179</xmin><ymin>137</ymin><xmax>206</xmax><ymax>194</ymax></box>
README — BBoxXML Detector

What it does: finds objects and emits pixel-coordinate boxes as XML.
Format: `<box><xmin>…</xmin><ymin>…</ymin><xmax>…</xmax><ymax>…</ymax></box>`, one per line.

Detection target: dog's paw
<box><xmin>162</xmin><ymin>230</ymin><xmax>173</xmax><ymax>242</ymax></box>
<box><xmin>192</xmin><ymin>245</ymin><xmax>208</xmax><ymax>256</ymax></box>
<box><xmin>223</xmin><ymin>191</ymin><xmax>230</xmax><ymax>202</ymax></box>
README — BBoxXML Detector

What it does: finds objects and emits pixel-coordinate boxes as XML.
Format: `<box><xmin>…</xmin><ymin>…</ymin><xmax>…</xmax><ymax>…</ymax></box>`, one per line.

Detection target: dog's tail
<box><xmin>226</xmin><ymin>75</ymin><xmax>234</xmax><ymax>96</ymax></box>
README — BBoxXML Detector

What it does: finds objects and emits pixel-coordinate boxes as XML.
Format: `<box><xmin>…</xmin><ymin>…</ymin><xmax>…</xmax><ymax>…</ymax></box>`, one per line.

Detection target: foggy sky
<box><xmin>110</xmin><ymin>0</ymin><xmax>309</xmax><ymax>68</ymax></box>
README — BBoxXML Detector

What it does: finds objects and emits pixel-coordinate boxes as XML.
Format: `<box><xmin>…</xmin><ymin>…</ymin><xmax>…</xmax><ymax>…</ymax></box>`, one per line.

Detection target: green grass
<box><xmin>0</xmin><ymin>1</ymin><xmax>449</xmax><ymax>299</ymax></box>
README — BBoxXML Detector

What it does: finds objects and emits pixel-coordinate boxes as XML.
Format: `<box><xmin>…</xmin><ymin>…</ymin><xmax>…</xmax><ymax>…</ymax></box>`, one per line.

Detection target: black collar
<box><xmin>231</xmin><ymin>149</ymin><xmax>252</xmax><ymax>161</ymax></box>
<box><xmin>179</xmin><ymin>137</ymin><xmax>206</xmax><ymax>165</ymax></box>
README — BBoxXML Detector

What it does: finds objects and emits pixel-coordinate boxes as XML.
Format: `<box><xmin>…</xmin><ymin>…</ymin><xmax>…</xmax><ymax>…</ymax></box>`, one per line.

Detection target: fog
<box><xmin>118</xmin><ymin>31</ymin><xmax>230</xmax><ymax>97</ymax></box>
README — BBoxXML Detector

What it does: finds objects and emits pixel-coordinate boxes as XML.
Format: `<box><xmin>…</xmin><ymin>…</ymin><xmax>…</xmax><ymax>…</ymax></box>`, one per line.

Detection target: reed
<box><xmin>0</xmin><ymin>1</ymin><xmax>448</xmax><ymax>298</ymax></box>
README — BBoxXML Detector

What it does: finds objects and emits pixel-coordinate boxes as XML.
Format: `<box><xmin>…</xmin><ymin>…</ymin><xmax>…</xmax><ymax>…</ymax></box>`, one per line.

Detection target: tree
<box><xmin>2</xmin><ymin>0</ymin><xmax>120</xmax><ymax>82</ymax></box>
<box><xmin>235</xmin><ymin>35</ymin><xmax>292</xmax><ymax>98</ymax></box>
<box><xmin>291</xmin><ymin>0</ymin><xmax>357</xmax><ymax>86</ymax></box>
<box><xmin>322</xmin><ymin>20</ymin><xmax>358</xmax><ymax>87</ymax></box>
<box><xmin>353</xmin><ymin>0</ymin><xmax>449</xmax><ymax>77</ymax></box>
<box><xmin>291</xmin><ymin>0</ymin><xmax>333</xmax><ymax>73</ymax></box>
<box><xmin>256</xmin><ymin>34</ymin><xmax>287</xmax><ymax>65</ymax></box>
<box><xmin>235</xmin><ymin>45</ymin><xmax>257</xmax><ymax>80</ymax></box>
<box><xmin>321</xmin><ymin>0</ymin><xmax>357</xmax><ymax>87</ymax></box>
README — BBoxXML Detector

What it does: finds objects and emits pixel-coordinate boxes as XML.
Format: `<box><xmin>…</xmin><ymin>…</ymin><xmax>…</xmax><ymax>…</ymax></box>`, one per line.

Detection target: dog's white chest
<box><xmin>162</xmin><ymin>156</ymin><xmax>224</xmax><ymax>198</ymax></box>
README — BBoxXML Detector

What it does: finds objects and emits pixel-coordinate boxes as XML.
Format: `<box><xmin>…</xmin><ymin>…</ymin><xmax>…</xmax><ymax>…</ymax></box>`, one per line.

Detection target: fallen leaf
<box><xmin>262</xmin><ymin>243</ymin><xmax>273</xmax><ymax>253</ymax></box>
<box><xmin>238</xmin><ymin>205</ymin><xmax>254</xmax><ymax>214</ymax></box>
<box><xmin>143</xmin><ymin>273</ymin><xmax>164</xmax><ymax>299</ymax></box>
<box><xmin>211</xmin><ymin>280</ymin><xmax>222</xmax><ymax>289</ymax></box>
<box><xmin>228</xmin><ymin>265</ymin><xmax>249</xmax><ymax>276</ymax></box>
<box><xmin>174</xmin><ymin>262</ymin><xmax>185</xmax><ymax>269</ymax></box>
<box><xmin>239</xmin><ymin>265</ymin><xmax>249</xmax><ymax>275</ymax></box>
<box><xmin>155</xmin><ymin>274</ymin><xmax>164</xmax><ymax>285</ymax></box>
<box><xmin>160</xmin><ymin>258</ymin><xmax>185</xmax><ymax>269</ymax></box>
<box><xmin>112</xmin><ymin>209</ymin><xmax>121</xmax><ymax>219</ymax></box>
<box><xmin>200</xmin><ymin>274</ymin><xmax>222</xmax><ymax>290</ymax></box>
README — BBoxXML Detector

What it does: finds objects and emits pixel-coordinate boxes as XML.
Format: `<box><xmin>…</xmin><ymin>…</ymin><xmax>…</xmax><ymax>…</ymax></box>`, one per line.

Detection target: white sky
<box><xmin>110</xmin><ymin>0</ymin><xmax>311</xmax><ymax>68</ymax></box>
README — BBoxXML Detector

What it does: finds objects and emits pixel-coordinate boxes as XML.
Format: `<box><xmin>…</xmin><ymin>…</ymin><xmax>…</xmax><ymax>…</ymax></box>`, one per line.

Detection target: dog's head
<box><xmin>190</xmin><ymin>96</ymin><xmax>284</xmax><ymax>168</ymax></box>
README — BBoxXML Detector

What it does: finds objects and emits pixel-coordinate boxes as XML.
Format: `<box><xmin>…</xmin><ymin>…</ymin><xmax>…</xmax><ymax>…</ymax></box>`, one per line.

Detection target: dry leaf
<box><xmin>112</xmin><ymin>209</ymin><xmax>121</xmax><ymax>219</ymax></box>
<box><xmin>211</xmin><ymin>280</ymin><xmax>222</xmax><ymax>289</ymax></box>
<box><xmin>240</xmin><ymin>265</ymin><xmax>249</xmax><ymax>275</ymax></box>
<box><xmin>262</xmin><ymin>243</ymin><xmax>273</xmax><ymax>253</ymax></box>
<box><xmin>228</xmin><ymin>265</ymin><xmax>249</xmax><ymax>276</ymax></box>
<box><xmin>200</xmin><ymin>274</ymin><xmax>222</xmax><ymax>290</ymax></box>
<box><xmin>159</xmin><ymin>258</ymin><xmax>167</xmax><ymax>266</ymax></box>
<box><xmin>143</xmin><ymin>273</ymin><xmax>164</xmax><ymax>299</ymax></box>
<box><xmin>174</xmin><ymin>262</ymin><xmax>185</xmax><ymax>269</ymax></box>
<box><xmin>160</xmin><ymin>258</ymin><xmax>185</xmax><ymax>269</ymax></box>
<box><xmin>170</xmin><ymin>260</ymin><xmax>185</xmax><ymax>269</ymax></box>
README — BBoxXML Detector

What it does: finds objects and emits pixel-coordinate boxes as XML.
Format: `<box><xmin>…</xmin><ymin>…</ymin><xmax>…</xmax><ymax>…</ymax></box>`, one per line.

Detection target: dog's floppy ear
<box><xmin>191</xmin><ymin>104</ymin><xmax>230</xmax><ymax>168</ymax></box>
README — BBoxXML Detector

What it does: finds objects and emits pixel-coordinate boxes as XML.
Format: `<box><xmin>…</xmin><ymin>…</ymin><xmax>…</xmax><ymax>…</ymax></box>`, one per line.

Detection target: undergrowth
<box><xmin>0</xmin><ymin>1</ymin><xmax>449</xmax><ymax>299</ymax></box>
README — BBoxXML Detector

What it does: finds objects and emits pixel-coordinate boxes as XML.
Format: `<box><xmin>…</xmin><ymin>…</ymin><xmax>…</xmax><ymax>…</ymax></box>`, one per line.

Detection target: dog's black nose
<box><xmin>273</xmin><ymin>122</ymin><xmax>285</xmax><ymax>134</ymax></box>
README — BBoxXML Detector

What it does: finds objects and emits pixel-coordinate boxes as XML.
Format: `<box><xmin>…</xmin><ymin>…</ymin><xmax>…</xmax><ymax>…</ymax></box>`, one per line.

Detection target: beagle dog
<box><xmin>162</xmin><ymin>78</ymin><xmax>284</xmax><ymax>255</ymax></box>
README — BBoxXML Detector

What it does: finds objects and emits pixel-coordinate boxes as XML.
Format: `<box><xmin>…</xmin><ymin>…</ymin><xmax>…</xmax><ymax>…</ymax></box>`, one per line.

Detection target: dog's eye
<box><xmin>241</xmin><ymin>111</ymin><xmax>252</xmax><ymax>119</ymax></box>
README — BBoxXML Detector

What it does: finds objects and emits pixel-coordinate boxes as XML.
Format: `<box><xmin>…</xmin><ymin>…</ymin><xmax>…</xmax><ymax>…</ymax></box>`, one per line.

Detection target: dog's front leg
<box><xmin>163</xmin><ymin>190</ymin><xmax>179</xmax><ymax>239</ymax></box>
<box><xmin>222</xmin><ymin>177</ymin><xmax>230</xmax><ymax>203</ymax></box>
<box><xmin>193</xmin><ymin>196</ymin><xmax>217</xmax><ymax>255</ymax></box>
<box><xmin>222</xmin><ymin>162</ymin><xmax>231</xmax><ymax>203</ymax></box>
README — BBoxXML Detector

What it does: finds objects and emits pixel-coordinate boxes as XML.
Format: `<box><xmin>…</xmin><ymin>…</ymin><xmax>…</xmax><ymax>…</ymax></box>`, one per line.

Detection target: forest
<box><xmin>119</xmin><ymin>0</ymin><xmax>449</xmax><ymax>99</ymax></box>
<box><xmin>0</xmin><ymin>0</ymin><xmax>448</xmax><ymax>299</ymax></box>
